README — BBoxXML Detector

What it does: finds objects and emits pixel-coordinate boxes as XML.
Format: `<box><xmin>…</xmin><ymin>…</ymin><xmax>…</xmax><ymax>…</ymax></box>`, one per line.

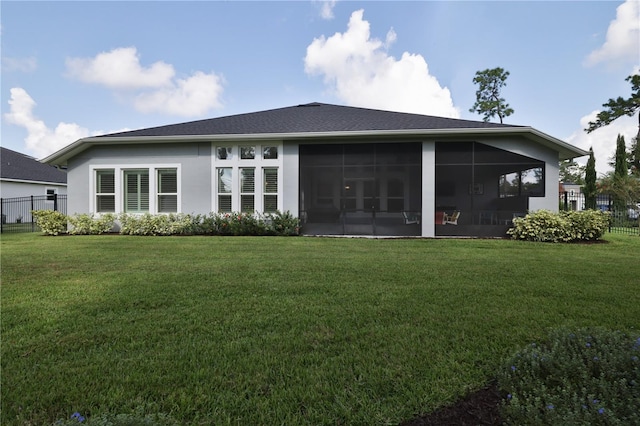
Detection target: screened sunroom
<box><xmin>434</xmin><ymin>141</ymin><xmax>544</xmax><ymax>237</ymax></box>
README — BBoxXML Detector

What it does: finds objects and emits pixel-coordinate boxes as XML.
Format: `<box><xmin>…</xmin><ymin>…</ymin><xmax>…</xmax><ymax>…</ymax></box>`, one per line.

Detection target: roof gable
<box><xmin>1</xmin><ymin>147</ymin><xmax>67</xmax><ymax>184</ymax></box>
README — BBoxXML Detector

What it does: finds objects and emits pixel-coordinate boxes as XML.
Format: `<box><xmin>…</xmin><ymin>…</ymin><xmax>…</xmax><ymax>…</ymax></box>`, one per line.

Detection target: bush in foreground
<box><xmin>498</xmin><ymin>328</ymin><xmax>640</xmax><ymax>425</ymax></box>
<box><xmin>31</xmin><ymin>210</ymin><xmax>300</xmax><ymax>237</ymax></box>
<box><xmin>31</xmin><ymin>210</ymin><xmax>67</xmax><ymax>235</ymax></box>
<box><xmin>508</xmin><ymin>210</ymin><xmax>610</xmax><ymax>243</ymax></box>
<box><xmin>68</xmin><ymin>213</ymin><xmax>116</xmax><ymax>235</ymax></box>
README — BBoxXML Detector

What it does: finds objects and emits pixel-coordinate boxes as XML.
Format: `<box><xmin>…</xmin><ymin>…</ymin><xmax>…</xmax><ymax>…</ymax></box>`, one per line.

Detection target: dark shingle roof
<box><xmin>1</xmin><ymin>147</ymin><xmax>67</xmax><ymax>184</ymax></box>
<box><xmin>100</xmin><ymin>102</ymin><xmax>520</xmax><ymax>138</ymax></box>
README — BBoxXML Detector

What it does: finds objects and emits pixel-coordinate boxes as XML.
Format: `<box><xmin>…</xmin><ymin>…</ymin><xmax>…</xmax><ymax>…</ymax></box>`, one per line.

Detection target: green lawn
<box><xmin>2</xmin><ymin>233</ymin><xmax>639</xmax><ymax>425</ymax></box>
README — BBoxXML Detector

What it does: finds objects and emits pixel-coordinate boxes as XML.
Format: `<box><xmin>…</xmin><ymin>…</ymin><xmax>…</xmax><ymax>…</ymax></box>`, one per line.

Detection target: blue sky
<box><xmin>2</xmin><ymin>0</ymin><xmax>639</xmax><ymax>175</ymax></box>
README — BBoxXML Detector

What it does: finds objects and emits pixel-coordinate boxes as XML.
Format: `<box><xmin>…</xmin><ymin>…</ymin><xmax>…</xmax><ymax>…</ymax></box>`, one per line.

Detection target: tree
<box><xmin>559</xmin><ymin>159</ymin><xmax>585</xmax><ymax>185</ymax></box>
<box><xmin>598</xmin><ymin>172</ymin><xmax>640</xmax><ymax>209</ymax></box>
<box><xmin>586</xmin><ymin>74</ymin><xmax>640</xmax><ymax>134</ymax></box>
<box><xmin>584</xmin><ymin>148</ymin><xmax>597</xmax><ymax>210</ymax></box>
<box><xmin>469</xmin><ymin>67</ymin><xmax>514</xmax><ymax>123</ymax></box>
<box><xmin>614</xmin><ymin>134</ymin><xmax>628</xmax><ymax>178</ymax></box>
<box><xmin>611</xmin><ymin>134</ymin><xmax>629</xmax><ymax>210</ymax></box>
<box><xmin>629</xmin><ymin>137</ymin><xmax>640</xmax><ymax>176</ymax></box>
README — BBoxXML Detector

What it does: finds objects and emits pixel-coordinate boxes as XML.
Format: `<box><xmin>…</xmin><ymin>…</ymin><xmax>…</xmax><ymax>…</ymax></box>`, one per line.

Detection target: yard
<box><xmin>2</xmin><ymin>233</ymin><xmax>639</xmax><ymax>425</ymax></box>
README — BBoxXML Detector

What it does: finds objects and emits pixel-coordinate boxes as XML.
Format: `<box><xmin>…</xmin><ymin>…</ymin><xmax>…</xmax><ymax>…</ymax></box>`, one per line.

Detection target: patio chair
<box><xmin>444</xmin><ymin>210</ymin><xmax>460</xmax><ymax>225</ymax></box>
<box><xmin>402</xmin><ymin>211</ymin><xmax>420</xmax><ymax>225</ymax></box>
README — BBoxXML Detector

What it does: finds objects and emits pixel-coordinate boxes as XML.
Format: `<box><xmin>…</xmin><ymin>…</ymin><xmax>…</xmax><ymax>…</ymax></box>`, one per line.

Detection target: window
<box><xmin>240</xmin><ymin>146</ymin><xmax>255</xmax><ymax>159</ymax></box>
<box><xmin>263</xmin><ymin>168</ymin><xmax>278</xmax><ymax>213</ymax></box>
<box><xmin>213</xmin><ymin>143</ymin><xmax>281</xmax><ymax>213</ymax></box>
<box><xmin>499</xmin><ymin>167</ymin><xmax>544</xmax><ymax>198</ymax></box>
<box><xmin>92</xmin><ymin>165</ymin><xmax>179</xmax><ymax>214</ymax></box>
<box><xmin>157</xmin><ymin>169</ymin><xmax>178</xmax><ymax>213</ymax></box>
<box><xmin>217</xmin><ymin>147</ymin><xmax>233</xmax><ymax>160</ymax></box>
<box><xmin>124</xmin><ymin>170</ymin><xmax>149</xmax><ymax>212</ymax></box>
<box><xmin>240</xmin><ymin>168</ymin><xmax>255</xmax><ymax>212</ymax></box>
<box><xmin>217</xmin><ymin>168</ymin><xmax>232</xmax><ymax>212</ymax></box>
<box><xmin>263</xmin><ymin>146</ymin><xmax>278</xmax><ymax>159</ymax></box>
<box><xmin>96</xmin><ymin>169</ymin><xmax>116</xmax><ymax>212</ymax></box>
<box><xmin>46</xmin><ymin>188</ymin><xmax>56</xmax><ymax>201</ymax></box>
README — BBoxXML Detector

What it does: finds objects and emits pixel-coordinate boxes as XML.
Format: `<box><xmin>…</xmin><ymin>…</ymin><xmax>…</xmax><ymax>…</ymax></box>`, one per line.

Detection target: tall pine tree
<box><xmin>584</xmin><ymin>148</ymin><xmax>597</xmax><ymax>210</ymax></box>
<box><xmin>614</xmin><ymin>134</ymin><xmax>628</xmax><ymax>177</ymax></box>
<box><xmin>613</xmin><ymin>134</ymin><xmax>628</xmax><ymax>210</ymax></box>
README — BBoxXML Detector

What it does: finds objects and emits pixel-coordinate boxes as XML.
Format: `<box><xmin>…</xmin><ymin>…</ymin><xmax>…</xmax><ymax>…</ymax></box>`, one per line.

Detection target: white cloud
<box><xmin>134</xmin><ymin>71</ymin><xmax>225</xmax><ymax>116</ymax></box>
<box><xmin>3</xmin><ymin>87</ymin><xmax>128</xmax><ymax>159</ymax></box>
<box><xmin>319</xmin><ymin>0</ymin><xmax>337</xmax><ymax>20</ymax></box>
<box><xmin>66</xmin><ymin>47</ymin><xmax>175</xmax><ymax>89</ymax></box>
<box><xmin>1</xmin><ymin>56</ymin><xmax>37</xmax><ymax>73</ymax></box>
<box><xmin>304</xmin><ymin>9</ymin><xmax>460</xmax><ymax>118</ymax></box>
<box><xmin>585</xmin><ymin>0</ymin><xmax>640</xmax><ymax>67</ymax></box>
<box><xmin>66</xmin><ymin>47</ymin><xmax>225</xmax><ymax>116</ymax></box>
<box><xmin>566</xmin><ymin>111</ymin><xmax>637</xmax><ymax>176</ymax></box>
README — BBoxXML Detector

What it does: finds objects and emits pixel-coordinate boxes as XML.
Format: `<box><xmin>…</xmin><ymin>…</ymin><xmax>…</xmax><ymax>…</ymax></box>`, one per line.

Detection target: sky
<box><xmin>2</xmin><ymin>0</ymin><xmax>639</xmax><ymax>176</ymax></box>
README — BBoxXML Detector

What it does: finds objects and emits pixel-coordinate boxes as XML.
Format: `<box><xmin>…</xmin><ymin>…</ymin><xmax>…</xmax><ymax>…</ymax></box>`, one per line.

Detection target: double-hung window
<box><xmin>96</xmin><ymin>169</ymin><xmax>116</xmax><ymax>213</ymax></box>
<box><xmin>240</xmin><ymin>168</ymin><xmax>255</xmax><ymax>212</ymax></box>
<box><xmin>124</xmin><ymin>170</ymin><xmax>150</xmax><ymax>213</ymax></box>
<box><xmin>157</xmin><ymin>169</ymin><xmax>178</xmax><ymax>213</ymax></box>
<box><xmin>217</xmin><ymin>168</ymin><xmax>232</xmax><ymax>213</ymax></box>
<box><xmin>263</xmin><ymin>168</ymin><xmax>278</xmax><ymax>213</ymax></box>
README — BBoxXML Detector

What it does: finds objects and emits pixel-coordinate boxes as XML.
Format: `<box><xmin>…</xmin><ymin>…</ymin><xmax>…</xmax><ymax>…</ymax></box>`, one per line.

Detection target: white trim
<box><xmin>89</xmin><ymin>164</ymin><xmax>181</xmax><ymax>214</ymax></box>
<box><xmin>0</xmin><ymin>177</ymin><xmax>66</xmax><ymax>186</ymax></box>
<box><xmin>43</xmin><ymin>127</ymin><xmax>588</xmax><ymax>166</ymax></box>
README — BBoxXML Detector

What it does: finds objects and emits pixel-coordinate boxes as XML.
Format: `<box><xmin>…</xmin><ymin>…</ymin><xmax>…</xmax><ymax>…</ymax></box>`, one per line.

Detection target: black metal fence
<box><xmin>559</xmin><ymin>191</ymin><xmax>639</xmax><ymax>236</ymax></box>
<box><xmin>1</xmin><ymin>194</ymin><xmax>67</xmax><ymax>233</ymax></box>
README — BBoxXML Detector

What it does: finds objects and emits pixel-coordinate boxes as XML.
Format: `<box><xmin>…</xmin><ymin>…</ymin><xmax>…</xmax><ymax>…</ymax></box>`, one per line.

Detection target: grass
<box><xmin>2</xmin><ymin>233</ymin><xmax>639</xmax><ymax>425</ymax></box>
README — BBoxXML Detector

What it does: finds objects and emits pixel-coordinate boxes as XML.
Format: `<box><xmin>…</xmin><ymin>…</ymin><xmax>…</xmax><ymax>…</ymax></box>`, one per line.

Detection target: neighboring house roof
<box><xmin>1</xmin><ymin>147</ymin><xmax>67</xmax><ymax>184</ymax></box>
<box><xmin>43</xmin><ymin>102</ymin><xmax>589</xmax><ymax>165</ymax></box>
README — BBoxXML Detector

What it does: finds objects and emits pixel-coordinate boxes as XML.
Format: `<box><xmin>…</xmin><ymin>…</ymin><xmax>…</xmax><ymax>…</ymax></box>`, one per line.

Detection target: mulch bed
<box><xmin>400</xmin><ymin>381</ymin><xmax>503</xmax><ymax>426</ymax></box>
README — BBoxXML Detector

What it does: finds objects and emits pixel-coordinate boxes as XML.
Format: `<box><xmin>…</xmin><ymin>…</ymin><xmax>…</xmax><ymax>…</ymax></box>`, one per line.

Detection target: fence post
<box><xmin>1</xmin><ymin>198</ymin><xmax>3</xmax><ymax>234</ymax></box>
<box><xmin>30</xmin><ymin>195</ymin><xmax>35</xmax><ymax>232</ymax></box>
<box><xmin>563</xmin><ymin>191</ymin><xmax>568</xmax><ymax>211</ymax></box>
<box><xmin>608</xmin><ymin>195</ymin><xmax>612</xmax><ymax>232</ymax></box>
<box><xmin>54</xmin><ymin>193</ymin><xmax>58</xmax><ymax>212</ymax></box>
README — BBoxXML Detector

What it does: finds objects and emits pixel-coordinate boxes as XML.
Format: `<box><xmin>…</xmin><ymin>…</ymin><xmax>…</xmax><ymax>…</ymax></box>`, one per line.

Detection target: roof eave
<box><xmin>42</xmin><ymin>127</ymin><xmax>588</xmax><ymax>166</ymax></box>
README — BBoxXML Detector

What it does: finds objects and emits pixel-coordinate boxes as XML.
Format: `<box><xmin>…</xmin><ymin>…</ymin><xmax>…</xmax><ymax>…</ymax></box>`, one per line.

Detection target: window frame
<box><xmin>211</xmin><ymin>142</ymin><xmax>282</xmax><ymax>213</ymax></box>
<box><xmin>157</xmin><ymin>168</ymin><xmax>179</xmax><ymax>213</ymax></box>
<box><xmin>95</xmin><ymin>169</ymin><xmax>116</xmax><ymax>213</ymax></box>
<box><xmin>90</xmin><ymin>164</ymin><xmax>180</xmax><ymax>214</ymax></box>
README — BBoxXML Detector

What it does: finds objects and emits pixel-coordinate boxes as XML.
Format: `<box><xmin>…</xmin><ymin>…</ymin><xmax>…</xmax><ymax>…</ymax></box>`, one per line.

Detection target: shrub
<box><xmin>498</xmin><ymin>328</ymin><xmax>640</xmax><ymax>425</ymax></box>
<box><xmin>508</xmin><ymin>210</ymin><xmax>610</xmax><ymax>243</ymax></box>
<box><xmin>265</xmin><ymin>210</ymin><xmax>300</xmax><ymax>236</ymax></box>
<box><xmin>564</xmin><ymin>209</ymin><xmax>610</xmax><ymax>242</ymax></box>
<box><xmin>68</xmin><ymin>213</ymin><xmax>116</xmax><ymax>235</ymax></box>
<box><xmin>31</xmin><ymin>210</ymin><xmax>67</xmax><ymax>235</ymax></box>
<box><xmin>210</xmin><ymin>211</ymin><xmax>300</xmax><ymax>236</ymax></box>
<box><xmin>215</xmin><ymin>212</ymin><xmax>265</xmax><ymax>236</ymax></box>
<box><xmin>118</xmin><ymin>213</ymin><xmax>198</xmax><ymax>236</ymax></box>
<box><xmin>61</xmin><ymin>211</ymin><xmax>301</xmax><ymax>237</ymax></box>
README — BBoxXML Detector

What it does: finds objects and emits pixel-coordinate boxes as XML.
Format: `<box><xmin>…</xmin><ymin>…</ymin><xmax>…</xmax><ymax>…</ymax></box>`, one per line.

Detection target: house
<box><xmin>42</xmin><ymin>103</ymin><xmax>587</xmax><ymax>237</ymax></box>
<box><xmin>559</xmin><ymin>182</ymin><xmax>584</xmax><ymax>211</ymax></box>
<box><xmin>1</xmin><ymin>147</ymin><xmax>67</xmax><ymax>224</ymax></box>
